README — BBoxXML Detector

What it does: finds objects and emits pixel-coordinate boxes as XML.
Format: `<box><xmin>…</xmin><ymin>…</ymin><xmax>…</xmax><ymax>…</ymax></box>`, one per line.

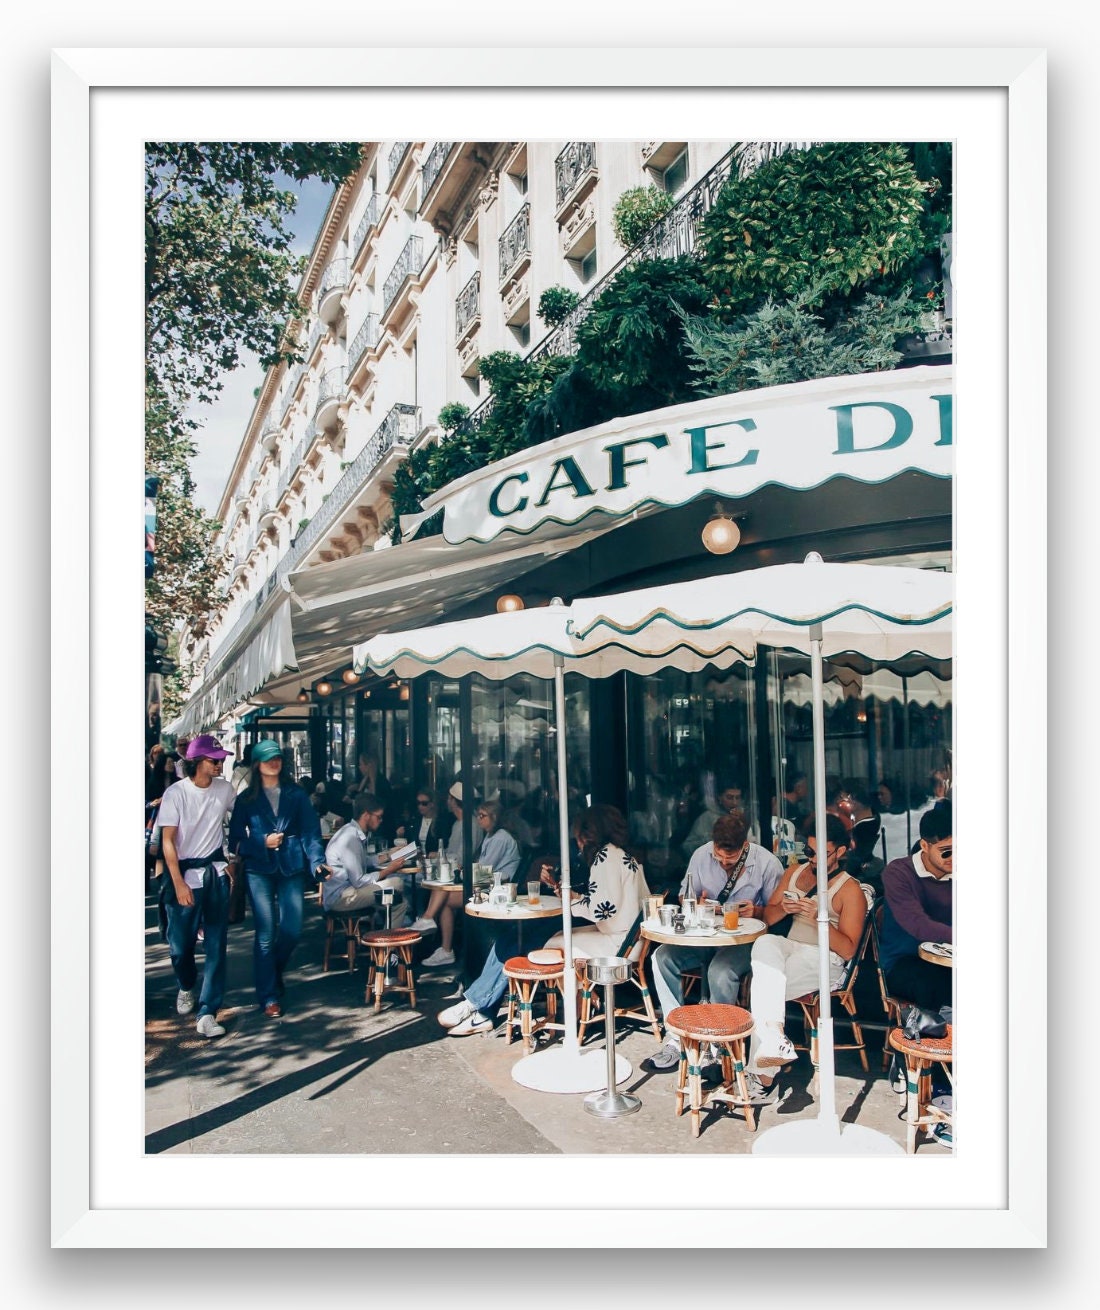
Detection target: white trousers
<box><xmin>747</xmin><ymin>933</ymin><xmax>845</xmax><ymax>1074</ymax></box>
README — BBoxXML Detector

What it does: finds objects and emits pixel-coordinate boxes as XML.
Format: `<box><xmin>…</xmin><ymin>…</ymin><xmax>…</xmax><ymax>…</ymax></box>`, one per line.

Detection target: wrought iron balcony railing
<box><xmin>315</xmin><ymin>366</ymin><xmax>347</xmax><ymax>413</ymax></box>
<box><xmin>318</xmin><ymin>257</ymin><xmax>349</xmax><ymax>299</ymax></box>
<box><xmin>353</xmin><ymin>193</ymin><xmax>382</xmax><ymax>257</ymax></box>
<box><xmin>498</xmin><ymin>202</ymin><xmax>530</xmax><ymax>284</ymax></box>
<box><xmin>421</xmin><ymin>141</ymin><xmax>454</xmax><ymax>199</ymax></box>
<box><xmin>349</xmin><ymin>313</ymin><xmax>381</xmax><ymax>373</ymax></box>
<box><xmin>306</xmin><ymin>318</ymin><xmax>326</xmax><ymax>360</ymax></box>
<box><xmin>281</xmin><ymin>402</ymin><xmax>420</xmax><ymax>569</ymax></box>
<box><xmin>389</xmin><ymin>141</ymin><xmax>411</xmax><ymax>179</ymax></box>
<box><xmin>554</xmin><ymin>141</ymin><xmax>596</xmax><ymax>211</ymax></box>
<box><xmin>382</xmin><ymin>236</ymin><xmax>425</xmax><ymax>314</ymax></box>
<box><xmin>276</xmin><ymin>436</ymin><xmax>308</xmax><ymax>500</ymax></box>
<box><xmin>455</xmin><ymin>272</ymin><xmax>480</xmax><ymax>337</ymax></box>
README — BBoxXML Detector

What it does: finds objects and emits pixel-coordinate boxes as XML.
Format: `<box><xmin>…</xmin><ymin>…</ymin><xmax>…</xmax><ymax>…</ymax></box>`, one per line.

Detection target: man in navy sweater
<box><xmin>879</xmin><ymin>802</ymin><xmax>953</xmax><ymax>1012</ymax></box>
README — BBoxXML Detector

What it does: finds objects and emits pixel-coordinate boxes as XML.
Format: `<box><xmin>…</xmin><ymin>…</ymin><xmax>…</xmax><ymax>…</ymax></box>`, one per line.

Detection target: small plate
<box><xmin>528</xmin><ymin>949</ymin><xmax>564</xmax><ymax>966</ymax></box>
<box><xmin>922</xmin><ymin>941</ymin><xmax>953</xmax><ymax>958</ymax></box>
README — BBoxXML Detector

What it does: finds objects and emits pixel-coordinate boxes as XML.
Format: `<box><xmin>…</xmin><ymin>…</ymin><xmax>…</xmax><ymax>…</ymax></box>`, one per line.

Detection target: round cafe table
<box><xmin>640</xmin><ymin>915</ymin><xmax>766</xmax><ymax>1002</ymax></box>
<box><xmin>918</xmin><ymin>941</ymin><xmax>954</xmax><ymax>968</ymax></box>
<box><xmin>465</xmin><ymin>895</ymin><xmax>563</xmax><ymax>956</ymax></box>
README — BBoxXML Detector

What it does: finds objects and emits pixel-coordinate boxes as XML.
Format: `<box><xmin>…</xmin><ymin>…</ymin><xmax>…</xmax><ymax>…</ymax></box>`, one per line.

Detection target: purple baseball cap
<box><xmin>185</xmin><ymin>734</ymin><xmax>231</xmax><ymax>761</ymax></box>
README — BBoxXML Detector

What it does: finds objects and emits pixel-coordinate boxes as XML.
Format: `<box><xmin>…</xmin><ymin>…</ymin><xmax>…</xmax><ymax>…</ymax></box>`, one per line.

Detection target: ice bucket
<box><xmin>584</xmin><ymin>956</ymin><xmax>631</xmax><ymax>986</ymax></box>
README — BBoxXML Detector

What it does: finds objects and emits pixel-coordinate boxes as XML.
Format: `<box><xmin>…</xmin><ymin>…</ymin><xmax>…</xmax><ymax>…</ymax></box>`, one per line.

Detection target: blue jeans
<box><xmin>165</xmin><ymin>875</ymin><xmax>230</xmax><ymax>1020</ymax></box>
<box><xmin>465</xmin><ymin>944</ymin><xmax>509</xmax><ymax>1016</ymax></box>
<box><xmin>652</xmin><ymin>942</ymin><xmax>753</xmax><ymax>1022</ymax></box>
<box><xmin>246</xmin><ymin>872</ymin><xmax>307</xmax><ymax>1007</ymax></box>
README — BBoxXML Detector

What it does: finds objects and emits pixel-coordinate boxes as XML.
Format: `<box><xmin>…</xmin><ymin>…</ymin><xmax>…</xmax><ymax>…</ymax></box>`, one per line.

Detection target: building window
<box><xmin>657</xmin><ymin>148</ymin><xmax>689</xmax><ymax>196</ymax></box>
<box><xmin>579</xmin><ymin>247</ymin><xmax>598</xmax><ymax>284</ymax></box>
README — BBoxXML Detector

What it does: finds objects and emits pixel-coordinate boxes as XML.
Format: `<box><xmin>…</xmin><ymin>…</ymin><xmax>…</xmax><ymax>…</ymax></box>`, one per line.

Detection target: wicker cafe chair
<box><xmin>789</xmin><ymin>883</ymin><xmax>877</xmax><ymax>1076</ymax></box>
<box><xmin>575</xmin><ymin>910</ymin><xmax>663</xmax><ymax>1045</ymax></box>
<box><xmin>869</xmin><ymin>901</ymin><xmax>912</xmax><ymax>1070</ymax></box>
<box><xmin>322</xmin><ymin>907</ymin><xmax>366</xmax><ymax>973</ymax></box>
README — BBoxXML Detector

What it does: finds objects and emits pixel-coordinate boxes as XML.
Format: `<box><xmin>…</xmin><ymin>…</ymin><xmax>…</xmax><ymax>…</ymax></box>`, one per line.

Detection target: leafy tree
<box><xmin>437</xmin><ymin>401</ymin><xmax>471</xmax><ymax>433</ymax></box>
<box><xmin>144</xmin><ymin>142</ymin><xmax>362</xmax><ymax>643</ymax></box>
<box><xmin>611</xmin><ymin>184</ymin><xmax>675</xmax><ymax>248</ymax></box>
<box><xmin>678</xmin><ymin>285</ymin><xmax>929</xmax><ymax>396</ymax></box>
<box><xmin>572</xmin><ymin>256</ymin><xmax>712</xmax><ymax>403</ymax></box>
<box><xmin>536</xmin><ymin>285</ymin><xmax>581</xmax><ymax>327</ymax></box>
<box><xmin>697</xmin><ymin>142</ymin><xmax>927</xmax><ymax>307</ymax></box>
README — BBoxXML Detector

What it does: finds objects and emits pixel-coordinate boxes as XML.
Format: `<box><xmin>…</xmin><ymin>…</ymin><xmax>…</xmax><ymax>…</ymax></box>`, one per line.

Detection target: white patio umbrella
<box><xmin>354</xmin><ymin>602</ymin><xmax>665</xmax><ymax>1093</ymax></box>
<box><xmin>569</xmin><ymin>552</ymin><xmax>952</xmax><ymax>1155</ymax></box>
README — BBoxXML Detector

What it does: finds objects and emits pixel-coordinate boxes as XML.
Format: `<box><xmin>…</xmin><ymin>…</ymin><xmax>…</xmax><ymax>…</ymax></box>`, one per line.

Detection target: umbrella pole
<box><xmin>510</xmin><ymin>652</ymin><xmax>629</xmax><ymax>1093</ymax></box>
<box><xmin>809</xmin><ymin>626</ymin><xmax>840</xmax><ymax>1136</ymax></box>
<box><xmin>553</xmin><ymin>656</ymin><xmax>579</xmax><ymax>1055</ymax></box>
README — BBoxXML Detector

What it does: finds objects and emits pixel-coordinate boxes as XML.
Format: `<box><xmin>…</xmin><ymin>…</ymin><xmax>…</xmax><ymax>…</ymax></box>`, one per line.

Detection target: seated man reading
<box><xmin>322</xmin><ymin>794</ymin><xmax>410</xmax><ymax>926</ymax></box>
<box><xmin>649</xmin><ymin>811</ymin><xmax>783</xmax><ymax>1071</ymax></box>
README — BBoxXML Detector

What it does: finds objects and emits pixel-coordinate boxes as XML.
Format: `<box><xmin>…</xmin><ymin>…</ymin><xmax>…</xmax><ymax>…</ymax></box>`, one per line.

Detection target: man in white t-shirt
<box><xmin>158</xmin><ymin>734</ymin><xmax>238</xmax><ymax>1038</ymax></box>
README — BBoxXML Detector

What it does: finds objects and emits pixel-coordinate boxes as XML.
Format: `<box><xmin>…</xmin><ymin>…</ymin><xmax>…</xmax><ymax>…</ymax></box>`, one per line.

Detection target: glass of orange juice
<box><xmin>723</xmin><ymin>905</ymin><xmax>740</xmax><ymax>931</ymax></box>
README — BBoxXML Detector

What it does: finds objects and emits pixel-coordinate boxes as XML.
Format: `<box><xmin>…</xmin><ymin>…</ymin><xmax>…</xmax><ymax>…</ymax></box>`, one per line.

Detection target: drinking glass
<box><xmin>527</xmin><ymin>881</ymin><xmax>542</xmax><ymax>906</ymax></box>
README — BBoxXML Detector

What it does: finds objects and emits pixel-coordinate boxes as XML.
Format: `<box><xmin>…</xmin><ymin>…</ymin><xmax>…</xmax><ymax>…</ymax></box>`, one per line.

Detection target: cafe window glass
<box><xmin>623</xmin><ymin>663</ymin><xmax>758</xmax><ymax>894</ymax></box>
<box><xmin>424</xmin><ymin>675</ymin><xmax>461</xmax><ymax>794</ymax></box>
<box><xmin>468</xmin><ymin>672</ymin><xmax>591</xmax><ymax>860</ymax></box>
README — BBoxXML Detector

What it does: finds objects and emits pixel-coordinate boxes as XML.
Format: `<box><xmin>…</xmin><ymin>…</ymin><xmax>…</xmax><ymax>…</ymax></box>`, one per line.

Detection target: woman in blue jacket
<box><xmin>228</xmin><ymin>740</ymin><xmax>326</xmax><ymax>1017</ymax></box>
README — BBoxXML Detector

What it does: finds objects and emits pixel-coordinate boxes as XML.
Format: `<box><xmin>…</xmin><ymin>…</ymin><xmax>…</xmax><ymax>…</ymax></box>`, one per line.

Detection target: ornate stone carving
<box><xmin>442</xmin><ymin>236</ymin><xmax>458</xmax><ymax>269</ymax></box>
<box><xmin>479</xmin><ymin>170</ymin><xmax>499</xmax><ymax>209</ymax></box>
<box><xmin>457</xmin><ymin>334</ymin><xmax>479</xmax><ymax>371</ymax></box>
<box><xmin>502</xmin><ymin>273</ymin><xmax>530</xmax><ymax>320</ymax></box>
<box><xmin>560</xmin><ymin>198</ymin><xmax>596</xmax><ymax>256</ymax></box>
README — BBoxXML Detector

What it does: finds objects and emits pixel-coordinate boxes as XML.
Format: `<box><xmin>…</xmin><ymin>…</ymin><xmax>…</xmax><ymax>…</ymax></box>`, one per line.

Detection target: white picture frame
<box><xmin>52</xmin><ymin>46</ymin><xmax>1045</xmax><ymax>1250</ymax></box>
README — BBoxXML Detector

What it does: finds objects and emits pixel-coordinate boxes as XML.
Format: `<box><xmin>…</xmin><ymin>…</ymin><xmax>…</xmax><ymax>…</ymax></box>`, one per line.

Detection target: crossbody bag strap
<box><xmin>716</xmin><ymin>845</ymin><xmax>750</xmax><ymax>903</ymax></box>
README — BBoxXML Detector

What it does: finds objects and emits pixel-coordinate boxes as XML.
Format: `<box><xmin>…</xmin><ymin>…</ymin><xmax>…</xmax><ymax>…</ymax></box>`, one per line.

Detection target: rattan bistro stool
<box><xmin>888</xmin><ymin>1025</ymin><xmax>953</xmax><ymax>1153</ymax></box>
<box><xmin>359</xmin><ymin>929</ymin><xmax>421</xmax><ymax>1012</ymax></box>
<box><xmin>664</xmin><ymin>1003</ymin><xmax>755</xmax><ymax>1138</ymax></box>
<box><xmin>503</xmin><ymin>956</ymin><xmax>566</xmax><ymax>1054</ymax></box>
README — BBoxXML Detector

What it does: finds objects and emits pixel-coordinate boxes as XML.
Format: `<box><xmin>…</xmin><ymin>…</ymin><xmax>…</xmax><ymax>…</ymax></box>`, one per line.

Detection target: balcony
<box><xmin>276</xmin><ymin>434</ymin><xmax>310</xmax><ymax>501</ymax></box>
<box><xmin>389</xmin><ymin>141</ymin><xmax>411</xmax><ymax>182</ymax></box>
<box><xmin>498</xmin><ymin>202</ymin><xmax>530</xmax><ymax>287</ymax></box>
<box><xmin>283</xmin><ymin>402</ymin><xmax>420</xmax><ymax>568</ymax></box>
<box><xmin>455</xmin><ymin>272</ymin><xmax>480</xmax><ymax>341</ymax></box>
<box><xmin>382</xmin><ymin>236</ymin><xmax>425</xmax><ymax>321</ymax></box>
<box><xmin>554</xmin><ymin>141</ymin><xmax>597</xmax><ymax>216</ymax></box>
<box><xmin>256</xmin><ymin>497</ymin><xmax>280</xmax><ymax>532</ymax></box>
<box><xmin>348</xmin><ymin>312</ymin><xmax>381</xmax><ymax>376</ymax></box>
<box><xmin>260</xmin><ymin>423</ymin><xmax>281</xmax><ymax>454</ymax></box>
<box><xmin>317</xmin><ymin>257</ymin><xmax>349</xmax><ymax>324</ymax></box>
<box><xmin>314</xmin><ymin>366</ymin><xmax>347</xmax><ymax>430</ymax></box>
<box><xmin>305</xmin><ymin>317</ymin><xmax>327</xmax><ymax>362</ymax></box>
<box><xmin>353</xmin><ymin>193</ymin><xmax>382</xmax><ymax>261</ymax></box>
<box><xmin>420</xmin><ymin>141</ymin><xmax>454</xmax><ymax>203</ymax></box>
<box><xmin>280</xmin><ymin>360</ymin><xmax>306</xmax><ymax>421</ymax></box>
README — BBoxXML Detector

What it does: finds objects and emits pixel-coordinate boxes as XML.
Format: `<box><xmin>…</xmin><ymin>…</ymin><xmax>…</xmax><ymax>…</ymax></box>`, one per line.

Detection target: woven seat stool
<box><xmin>323</xmin><ymin>911</ymin><xmax>365</xmax><ymax>972</ymax></box>
<box><xmin>503</xmin><ymin>956</ymin><xmax>566</xmax><ymax>1054</ymax></box>
<box><xmin>664</xmin><ymin>1003</ymin><xmax>755</xmax><ymax>1138</ymax></box>
<box><xmin>888</xmin><ymin>1025</ymin><xmax>953</xmax><ymax>1153</ymax></box>
<box><xmin>359</xmin><ymin>929</ymin><xmax>422</xmax><ymax>1012</ymax></box>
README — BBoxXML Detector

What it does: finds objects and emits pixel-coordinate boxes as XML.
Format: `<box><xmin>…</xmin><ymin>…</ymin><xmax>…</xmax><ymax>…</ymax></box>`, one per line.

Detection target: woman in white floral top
<box><xmin>541</xmin><ymin>804</ymin><xmax>649</xmax><ymax>960</ymax></box>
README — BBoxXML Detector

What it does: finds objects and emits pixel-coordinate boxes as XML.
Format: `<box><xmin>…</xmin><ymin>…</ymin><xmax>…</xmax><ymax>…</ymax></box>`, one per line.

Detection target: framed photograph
<box><xmin>53</xmin><ymin>46</ymin><xmax>1045</xmax><ymax>1248</ymax></box>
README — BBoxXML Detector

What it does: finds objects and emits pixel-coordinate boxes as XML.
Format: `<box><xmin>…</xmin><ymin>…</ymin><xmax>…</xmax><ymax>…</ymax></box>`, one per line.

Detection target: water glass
<box><xmin>527</xmin><ymin>881</ymin><xmax>542</xmax><ymax>906</ymax></box>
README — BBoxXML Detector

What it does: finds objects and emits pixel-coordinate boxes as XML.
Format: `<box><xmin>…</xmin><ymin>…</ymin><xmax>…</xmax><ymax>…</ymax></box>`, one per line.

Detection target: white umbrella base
<box><xmin>752</xmin><ymin>1118</ymin><xmax>904</xmax><ymax>1156</ymax></box>
<box><xmin>511</xmin><ymin>1047</ymin><xmax>632</xmax><ymax>1094</ymax></box>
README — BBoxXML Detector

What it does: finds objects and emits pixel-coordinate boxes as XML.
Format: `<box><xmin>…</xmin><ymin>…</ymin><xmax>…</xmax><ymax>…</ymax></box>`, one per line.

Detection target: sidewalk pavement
<box><xmin>145</xmin><ymin>888</ymin><xmax>913</xmax><ymax>1155</ymax></box>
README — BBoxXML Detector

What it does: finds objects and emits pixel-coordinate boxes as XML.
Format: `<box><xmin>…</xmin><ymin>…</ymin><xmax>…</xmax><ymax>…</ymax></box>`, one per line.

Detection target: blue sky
<box><xmin>187</xmin><ymin>174</ymin><xmax>338</xmax><ymax>516</ymax></box>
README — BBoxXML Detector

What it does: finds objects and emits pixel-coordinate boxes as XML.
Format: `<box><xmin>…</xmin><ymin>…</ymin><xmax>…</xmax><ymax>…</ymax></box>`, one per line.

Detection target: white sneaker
<box><xmin>448</xmin><ymin>1010</ymin><xmax>493</xmax><ymax>1037</ymax></box>
<box><xmin>422</xmin><ymin>947</ymin><xmax>456</xmax><ymax>968</ymax></box>
<box><xmin>176</xmin><ymin>988</ymin><xmax>196</xmax><ymax>1016</ymax></box>
<box><xmin>754</xmin><ymin>1029</ymin><xmax>797</xmax><ymax>1068</ymax></box>
<box><xmin>411</xmin><ymin>917</ymin><xmax>438</xmax><ymax>932</ymax></box>
<box><xmin>649</xmin><ymin>1038</ymin><xmax>681</xmax><ymax>1072</ymax></box>
<box><xmin>437</xmin><ymin>998</ymin><xmax>475</xmax><ymax>1028</ymax></box>
<box><xmin>195</xmin><ymin>1014</ymin><xmax>226</xmax><ymax>1038</ymax></box>
<box><xmin>739</xmin><ymin>1072</ymin><xmax>779</xmax><ymax>1104</ymax></box>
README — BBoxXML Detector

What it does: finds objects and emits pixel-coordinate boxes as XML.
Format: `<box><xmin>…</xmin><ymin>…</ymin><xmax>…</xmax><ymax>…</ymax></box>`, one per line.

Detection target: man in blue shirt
<box><xmin>649</xmin><ymin>812</ymin><xmax>783</xmax><ymax>1071</ymax></box>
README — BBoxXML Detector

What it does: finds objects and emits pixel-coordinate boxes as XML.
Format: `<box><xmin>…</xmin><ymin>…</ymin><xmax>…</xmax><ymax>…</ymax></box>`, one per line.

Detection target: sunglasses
<box><xmin>933</xmin><ymin>845</ymin><xmax>953</xmax><ymax>860</ymax></box>
<box><xmin>416</xmin><ymin>799</ymin><xmax>432</xmax><ymax>806</ymax></box>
